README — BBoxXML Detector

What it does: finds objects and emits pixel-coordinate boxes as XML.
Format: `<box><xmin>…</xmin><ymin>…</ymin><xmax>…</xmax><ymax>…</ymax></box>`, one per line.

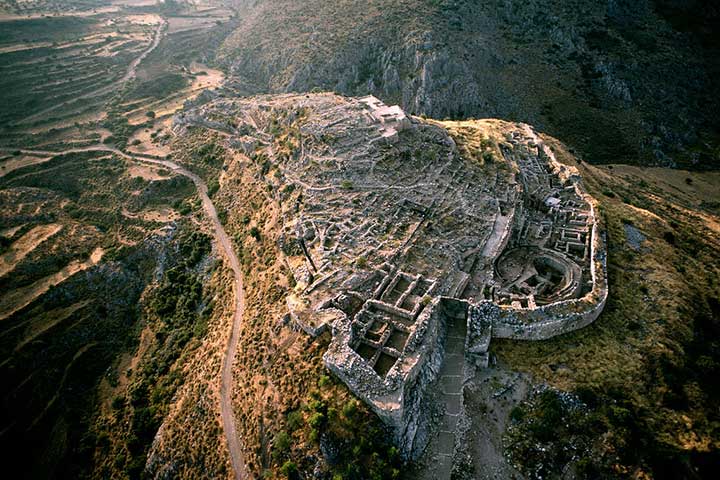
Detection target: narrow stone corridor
<box><xmin>421</xmin><ymin>315</ymin><xmax>467</xmax><ymax>479</ymax></box>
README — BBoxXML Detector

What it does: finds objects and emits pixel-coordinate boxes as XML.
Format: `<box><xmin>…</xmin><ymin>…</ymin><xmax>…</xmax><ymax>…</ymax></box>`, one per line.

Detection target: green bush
<box><xmin>272</xmin><ymin>431</ymin><xmax>292</xmax><ymax>461</ymax></box>
<box><xmin>207</xmin><ymin>179</ymin><xmax>220</xmax><ymax>197</ymax></box>
<box><xmin>250</xmin><ymin>226</ymin><xmax>261</xmax><ymax>240</ymax></box>
<box><xmin>308</xmin><ymin>412</ymin><xmax>325</xmax><ymax>429</ymax></box>
<box><xmin>280</xmin><ymin>461</ymin><xmax>298</xmax><ymax>479</ymax></box>
<box><xmin>286</xmin><ymin>410</ymin><xmax>303</xmax><ymax>431</ymax></box>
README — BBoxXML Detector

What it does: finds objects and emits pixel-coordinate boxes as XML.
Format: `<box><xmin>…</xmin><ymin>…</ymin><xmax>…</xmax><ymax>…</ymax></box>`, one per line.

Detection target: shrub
<box><xmin>272</xmin><ymin>431</ymin><xmax>291</xmax><ymax>461</ymax></box>
<box><xmin>280</xmin><ymin>461</ymin><xmax>298</xmax><ymax>479</ymax></box>
<box><xmin>342</xmin><ymin>400</ymin><xmax>358</xmax><ymax>419</ymax></box>
<box><xmin>207</xmin><ymin>179</ymin><xmax>220</xmax><ymax>198</ymax></box>
<box><xmin>509</xmin><ymin>405</ymin><xmax>525</xmax><ymax>422</ymax></box>
<box><xmin>663</xmin><ymin>231</ymin><xmax>676</xmax><ymax>246</ymax></box>
<box><xmin>286</xmin><ymin>410</ymin><xmax>303</xmax><ymax>431</ymax></box>
<box><xmin>308</xmin><ymin>411</ymin><xmax>325</xmax><ymax>429</ymax></box>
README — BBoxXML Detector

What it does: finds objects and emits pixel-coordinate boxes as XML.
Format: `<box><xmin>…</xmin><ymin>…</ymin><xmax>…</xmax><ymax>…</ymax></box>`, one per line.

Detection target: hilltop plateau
<box><xmin>148</xmin><ymin>92</ymin><xmax>717</xmax><ymax>479</ymax></box>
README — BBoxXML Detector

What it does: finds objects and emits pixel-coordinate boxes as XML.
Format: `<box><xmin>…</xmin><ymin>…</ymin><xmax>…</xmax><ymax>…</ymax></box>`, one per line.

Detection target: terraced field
<box><xmin>0</xmin><ymin>14</ymin><xmax>152</xmax><ymax>128</ymax></box>
<box><xmin>0</xmin><ymin>0</ymin><xmax>233</xmax><ymax>151</ymax></box>
<box><xmin>0</xmin><ymin>1</ymin><xmax>239</xmax><ymax>477</ymax></box>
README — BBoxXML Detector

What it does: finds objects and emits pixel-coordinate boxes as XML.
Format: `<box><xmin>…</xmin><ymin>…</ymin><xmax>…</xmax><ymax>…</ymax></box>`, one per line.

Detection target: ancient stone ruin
<box><xmin>269</xmin><ymin>96</ymin><xmax>608</xmax><ymax>460</ymax></box>
<box><xmin>182</xmin><ymin>93</ymin><xmax>607</xmax><ymax>464</ymax></box>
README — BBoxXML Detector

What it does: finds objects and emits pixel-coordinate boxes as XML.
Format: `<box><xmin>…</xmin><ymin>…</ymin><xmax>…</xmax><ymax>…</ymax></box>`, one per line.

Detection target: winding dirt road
<box><xmin>5</xmin><ymin>145</ymin><xmax>248</xmax><ymax>479</ymax></box>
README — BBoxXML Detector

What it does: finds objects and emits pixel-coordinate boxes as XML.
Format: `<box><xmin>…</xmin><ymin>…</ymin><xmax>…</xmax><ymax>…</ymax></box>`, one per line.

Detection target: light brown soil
<box><xmin>0</xmin><ymin>154</ymin><xmax>53</xmax><ymax>178</ymax></box>
<box><xmin>0</xmin><ymin>223</ymin><xmax>62</xmax><ymax>277</ymax></box>
<box><xmin>0</xmin><ymin>247</ymin><xmax>104</xmax><ymax>321</ymax></box>
<box><xmin>0</xmin><ymin>224</ymin><xmax>25</xmax><ymax>238</ymax></box>
<box><xmin>127</xmin><ymin>163</ymin><xmax>171</xmax><ymax>181</ymax></box>
<box><xmin>121</xmin><ymin>206</ymin><xmax>177</xmax><ymax>223</ymax></box>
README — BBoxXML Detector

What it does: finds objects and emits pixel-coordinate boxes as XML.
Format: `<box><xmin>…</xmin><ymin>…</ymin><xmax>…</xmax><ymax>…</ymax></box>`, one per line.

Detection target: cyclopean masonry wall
<box><xmin>467</xmin><ymin>129</ymin><xmax>608</xmax><ymax>346</ymax></box>
<box><xmin>324</xmin><ymin>297</ymin><xmax>450</xmax><ymax>456</ymax></box>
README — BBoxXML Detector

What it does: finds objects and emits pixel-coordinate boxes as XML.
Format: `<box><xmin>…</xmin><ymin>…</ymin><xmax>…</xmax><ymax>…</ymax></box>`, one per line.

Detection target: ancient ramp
<box><xmin>420</xmin><ymin>315</ymin><xmax>468</xmax><ymax>479</ymax></box>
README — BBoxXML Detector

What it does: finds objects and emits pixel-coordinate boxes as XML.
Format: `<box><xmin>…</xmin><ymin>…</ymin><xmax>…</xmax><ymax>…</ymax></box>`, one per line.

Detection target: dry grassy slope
<box><xmin>221</xmin><ymin>0</ymin><xmax>719</xmax><ymax>169</ymax></box>
<box><xmin>87</xmin><ymin>223</ymin><xmax>231</xmax><ymax>480</ymax></box>
<box><xmin>104</xmin><ymin>265</ymin><xmax>233</xmax><ymax>480</ymax></box>
<box><xmin>0</xmin><ymin>151</ymin><xmax>198</xmax><ymax>478</ymax></box>
<box><xmin>211</xmin><ymin>148</ymin><xmax>396</xmax><ymax>478</ymax></box>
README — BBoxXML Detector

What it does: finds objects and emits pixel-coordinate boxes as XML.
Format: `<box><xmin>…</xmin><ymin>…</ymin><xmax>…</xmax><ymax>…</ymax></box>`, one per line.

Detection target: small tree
<box><xmin>272</xmin><ymin>431</ymin><xmax>292</xmax><ymax>461</ymax></box>
<box><xmin>280</xmin><ymin>461</ymin><xmax>298</xmax><ymax>479</ymax></box>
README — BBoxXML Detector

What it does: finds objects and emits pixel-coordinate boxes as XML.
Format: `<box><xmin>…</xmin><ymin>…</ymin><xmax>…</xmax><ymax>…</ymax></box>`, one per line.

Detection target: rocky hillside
<box><xmin>221</xmin><ymin>0</ymin><xmax>720</xmax><ymax>169</ymax></box>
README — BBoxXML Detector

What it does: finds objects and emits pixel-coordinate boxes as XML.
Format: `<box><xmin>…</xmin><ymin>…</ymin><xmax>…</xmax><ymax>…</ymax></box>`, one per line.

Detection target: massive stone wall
<box><xmin>324</xmin><ymin>297</ymin><xmax>448</xmax><ymax>457</ymax></box>
<box><xmin>472</xmin><ymin>128</ymin><xmax>609</xmax><ymax>342</ymax></box>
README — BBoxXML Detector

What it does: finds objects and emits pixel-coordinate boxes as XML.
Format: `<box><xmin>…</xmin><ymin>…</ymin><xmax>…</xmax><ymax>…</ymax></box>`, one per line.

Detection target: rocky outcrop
<box><xmin>174</xmin><ymin>93</ymin><xmax>608</xmax><ymax>470</ymax></box>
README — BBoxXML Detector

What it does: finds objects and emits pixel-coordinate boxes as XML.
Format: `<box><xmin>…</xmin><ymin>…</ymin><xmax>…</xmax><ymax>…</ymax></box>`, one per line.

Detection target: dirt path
<box><xmin>5</xmin><ymin>144</ymin><xmax>249</xmax><ymax>479</ymax></box>
<box><xmin>120</xmin><ymin>20</ymin><xmax>165</xmax><ymax>84</ymax></box>
<box><xmin>119</xmin><ymin>150</ymin><xmax>250</xmax><ymax>480</ymax></box>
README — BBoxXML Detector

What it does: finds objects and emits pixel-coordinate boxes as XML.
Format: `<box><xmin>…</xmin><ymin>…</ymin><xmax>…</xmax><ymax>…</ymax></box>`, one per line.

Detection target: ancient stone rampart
<box><xmin>475</xmin><ymin>138</ymin><xmax>609</xmax><ymax>339</ymax></box>
<box><xmin>323</xmin><ymin>298</ymin><xmax>447</xmax><ymax>457</ymax></box>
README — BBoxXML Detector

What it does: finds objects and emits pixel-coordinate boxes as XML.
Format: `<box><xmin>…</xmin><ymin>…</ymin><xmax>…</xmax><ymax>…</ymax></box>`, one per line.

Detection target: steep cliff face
<box><xmin>221</xmin><ymin>0</ymin><xmax>720</xmax><ymax>168</ymax></box>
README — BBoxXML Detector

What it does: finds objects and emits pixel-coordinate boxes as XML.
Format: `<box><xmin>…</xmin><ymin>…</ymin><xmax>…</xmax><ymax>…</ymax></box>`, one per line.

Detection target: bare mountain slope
<box><xmin>221</xmin><ymin>0</ymin><xmax>720</xmax><ymax>169</ymax></box>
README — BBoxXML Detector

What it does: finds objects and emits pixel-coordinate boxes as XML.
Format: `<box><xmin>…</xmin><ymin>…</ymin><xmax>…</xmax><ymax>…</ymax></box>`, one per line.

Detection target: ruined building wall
<box><xmin>323</xmin><ymin>298</ymin><xmax>448</xmax><ymax>458</ymax></box>
<box><xmin>472</xmin><ymin>129</ymin><xmax>608</xmax><ymax>341</ymax></box>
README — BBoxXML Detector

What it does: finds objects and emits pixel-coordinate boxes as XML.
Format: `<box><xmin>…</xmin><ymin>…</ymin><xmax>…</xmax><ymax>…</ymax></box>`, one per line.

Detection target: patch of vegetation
<box><xmin>125</xmin><ymin>73</ymin><xmax>189</xmax><ymax>102</ymax></box>
<box><xmin>506</xmin><ymin>389</ymin><xmax>605</xmax><ymax>479</ymax></box>
<box><xmin>103</xmin><ymin>113</ymin><xmax>138</xmax><ymax>150</ymax></box>
<box><xmin>271</xmin><ymin>382</ymin><xmax>402</xmax><ymax>480</ymax></box>
<box><xmin>103</xmin><ymin>229</ymin><xmax>215</xmax><ymax>478</ymax></box>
